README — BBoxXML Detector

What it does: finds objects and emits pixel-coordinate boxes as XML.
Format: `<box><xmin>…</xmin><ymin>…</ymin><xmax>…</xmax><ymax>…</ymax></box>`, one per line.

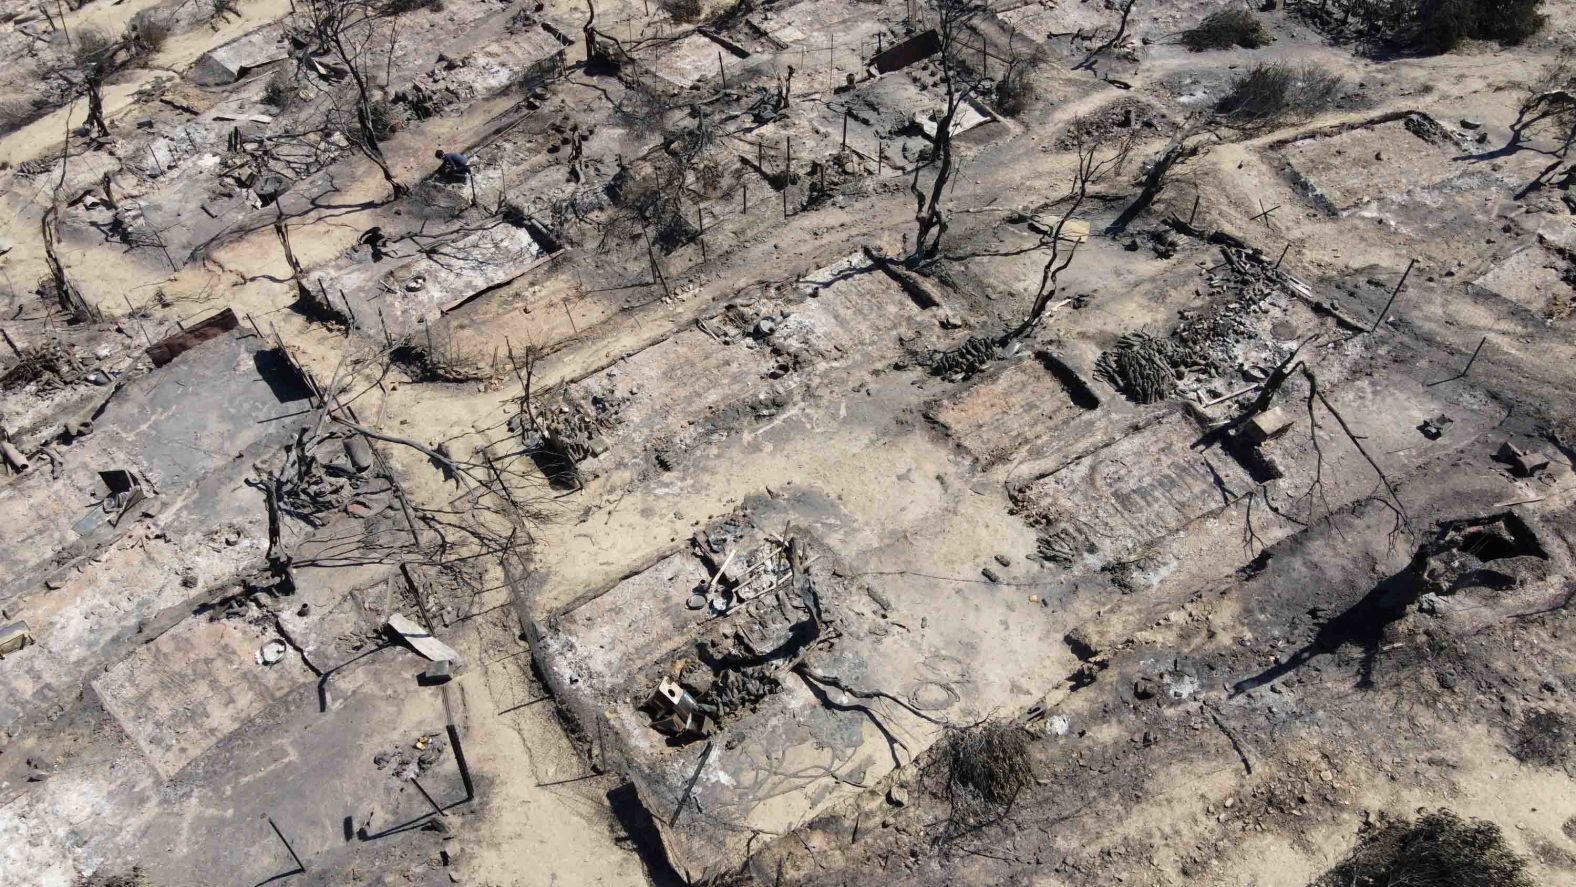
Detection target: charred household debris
<box><xmin>2</xmin><ymin>0</ymin><xmax>1576</xmax><ymax>884</ymax></box>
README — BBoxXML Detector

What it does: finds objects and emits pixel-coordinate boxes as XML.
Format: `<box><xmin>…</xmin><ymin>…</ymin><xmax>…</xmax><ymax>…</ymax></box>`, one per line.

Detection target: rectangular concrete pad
<box><xmin>1016</xmin><ymin>408</ymin><xmax>1257</xmax><ymax>562</ymax></box>
<box><xmin>643</xmin><ymin>32</ymin><xmax>745</xmax><ymax>87</ymax></box>
<box><xmin>1276</xmin><ymin>115</ymin><xmax>1459</xmax><ymax>213</ymax></box>
<box><xmin>535</xmin><ymin>511</ymin><xmax>945</xmax><ymax>880</ymax></box>
<box><xmin>771</xmin><ymin>253</ymin><xmax>933</xmax><ymax>366</ymax></box>
<box><xmin>1472</xmin><ymin>243</ymin><xmax>1573</xmax><ymax>321</ymax></box>
<box><xmin>929</xmin><ymin>352</ymin><xmax>1097</xmax><ymax>468</ymax></box>
<box><xmin>93</xmin><ymin>618</ymin><xmax>314</xmax><ymax>778</ymax></box>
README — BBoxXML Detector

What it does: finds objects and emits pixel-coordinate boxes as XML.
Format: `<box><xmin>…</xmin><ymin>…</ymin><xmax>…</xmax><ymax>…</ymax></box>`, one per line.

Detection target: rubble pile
<box><xmin>641</xmin><ymin>534</ymin><xmax>836</xmax><ymax>741</ymax></box>
<box><xmin>517</xmin><ymin>391</ymin><xmax>622</xmax><ymax>484</ymax></box>
<box><xmin>260</xmin><ymin>430</ymin><xmax>388</xmax><ymax>527</ymax></box>
<box><xmin>927</xmin><ymin>334</ymin><xmax>997</xmax><ymax>380</ymax></box>
<box><xmin>374</xmin><ymin>733</ymin><xmax>449</xmax><ymax>782</ymax></box>
<box><xmin>0</xmin><ymin>339</ymin><xmax>84</xmax><ymax>392</ymax></box>
<box><xmin>1410</xmin><ymin>513</ymin><xmax>1549</xmax><ymax>601</ymax></box>
<box><xmin>1094</xmin><ymin>331</ymin><xmax>1177</xmax><ymax>403</ymax></box>
<box><xmin>1096</xmin><ymin>248</ymin><xmax>1284</xmax><ymax>402</ymax></box>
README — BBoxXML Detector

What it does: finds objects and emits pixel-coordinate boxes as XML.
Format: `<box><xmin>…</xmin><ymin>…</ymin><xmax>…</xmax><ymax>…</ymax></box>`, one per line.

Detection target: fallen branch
<box><xmin>330</xmin><ymin>417</ymin><xmax>487</xmax><ymax>489</ymax></box>
<box><xmin>1206</xmin><ymin>704</ymin><xmax>1252</xmax><ymax>774</ymax></box>
<box><xmin>793</xmin><ymin>665</ymin><xmax>944</xmax><ymax>725</ymax></box>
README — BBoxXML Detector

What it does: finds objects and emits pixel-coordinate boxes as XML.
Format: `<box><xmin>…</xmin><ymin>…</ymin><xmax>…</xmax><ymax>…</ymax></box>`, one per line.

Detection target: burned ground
<box><xmin>1</xmin><ymin>0</ymin><xmax>1575</xmax><ymax>884</ymax></box>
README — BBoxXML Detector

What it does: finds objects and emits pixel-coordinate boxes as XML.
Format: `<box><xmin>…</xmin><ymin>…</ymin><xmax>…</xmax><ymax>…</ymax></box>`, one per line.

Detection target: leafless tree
<box><xmin>1002</xmin><ymin>126</ymin><xmax>1134</xmax><ymax>342</ymax></box>
<box><xmin>582</xmin><ymin>0</ymin><xmax>636</xmax><ymax>69</ymax></box>
<box><xmin>911</xmin><ymin>0</ymin><xmax>988</xmax><ymax>261</ymax></box>
<box><xmin>40</xmin><ymin>206</ymin><xmax>101</xmax><ymax>322</ymax></box>
<box><xmin>1106</xmin><ymin>119</ymin><xmax>1213</xmax><ymax>234</ymax></box>
<box><xmin>260</xmin><ymin>341</ymin><xmax>552</xmax><ymax>580</ymax></box>
<box><xmin>297</xmin><ymin>0</ymin><xmax>408</xmax><ymax>198</ymax></box>
<box><xmin>1503</xmin><ymin>54</ymin><xmax>1576</xmax><ymax>173</ymax></box>
<box><xmin>1072</xmin><ymin>0</ymin><xmax>1137</xmax><ymax>72</ymax></box>
<box><xmin>59</xmin><ymin>26</ymin><xmax>126</xmax><ymax>139</ymax></box>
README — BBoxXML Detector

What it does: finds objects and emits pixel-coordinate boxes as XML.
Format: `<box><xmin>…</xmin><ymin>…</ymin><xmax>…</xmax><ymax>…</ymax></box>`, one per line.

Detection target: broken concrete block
<box><xmin>1496</xmin><ymin>441</ymin><xmax>1551</xmax><ymax>478</ymax></box>
<box><xmin>423</xmin><ymin>659</ymin><xmax>455</xmax><ymax>684</ymax></box>
<box><xmin>386</xmin><ymin>614</ymin><xmax>460</xmax><ymax>663</ymax></box>
<box><xmin>190</xmin><ymin>24</ymin><xmax>289</xmax><ymax>86</ymax></box>
<box><xmin>0</xmin><ymin>621</ymin><xmax>35</xmax><ymax>658</ymax></box>
<box><xmin>1243</xmin><ymin>408</ymin><xmax>1293</xmax><ymax>444</ymax></box>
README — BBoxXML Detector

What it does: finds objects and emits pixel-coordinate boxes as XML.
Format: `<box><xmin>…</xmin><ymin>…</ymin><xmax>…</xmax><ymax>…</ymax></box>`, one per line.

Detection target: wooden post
<box><xmin>829</xmin><ymin>32</ymin><xmax>835</xmax><ymax>93</ymax></box>
<box><xmin>1274</xmin><ymin>243</ymin><xmax>1289</xmax><ymax>270</ymax></box>
<box><xmin>340</xmin><ymin>291</ymin><xmax>359</xmax><ymax>328</ymax></box>
<box><xmin>718</xmin><ymin>51</ymin><xmax>727</xmax><ymax>89</ymax></box>
<box><xmin>643</xmin><ymin>226</ymin><xmax>670</xmax><ymax>296</ymax></box>
<box><xmin>841</xmin><ymin>108</ymin><xmax>849</xmax><ymax>151</ymax></box>
<box><xmin>1188</xmin><ymin>194</ymin><xmax>1200</xmax><ymax>226</ymax></box>
<box><xmin>697</xmin><ymin>206</ymin><xmax>706</xmax><ymax>262</ymax></box>
<box><xmin>742</xmin><ymin>179</ymin><xmax>748</xmax><ymax>214</ymax></box>
<box><xmin>783</xmin><ymin>137</ymin><xmax>792</xmax><ymax>217</ymax></box>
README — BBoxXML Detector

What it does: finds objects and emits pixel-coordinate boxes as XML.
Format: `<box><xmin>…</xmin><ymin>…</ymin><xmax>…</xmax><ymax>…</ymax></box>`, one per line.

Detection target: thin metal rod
<box><xmin>267</xmin><ymin>816</ymin><xmax>306</xmax><ymax>873</ymax></box>
<box><xmin>1371</xmin><ymin>257</ymin><xmax>1416</xmax><ymax>332</ymax></box>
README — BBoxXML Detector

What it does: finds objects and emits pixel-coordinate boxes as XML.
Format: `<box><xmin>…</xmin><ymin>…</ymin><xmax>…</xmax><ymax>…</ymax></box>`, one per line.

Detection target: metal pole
<box><xmin>266</xmin><ymin>816</ymin><xmax>306</xmax><ymax>873</ymax></box>
<box><xmin>411</xmin><ymin>777</ymin><xmax>447</xmax><ymax>818</ymax></box>
<box><xmin>1371</xmin><ymin>258</ymin><xmax>1416</xmax><ymax>332</ymax></box>
<box><xmin>1460</xmin><ymin>335</ymin><xmax>1488</xmax><ymax>378</ymax></box>
<box><xmin>444</xmin><ymin>684</ymin><xmax>476</xmax><ymax>802</ymax></box>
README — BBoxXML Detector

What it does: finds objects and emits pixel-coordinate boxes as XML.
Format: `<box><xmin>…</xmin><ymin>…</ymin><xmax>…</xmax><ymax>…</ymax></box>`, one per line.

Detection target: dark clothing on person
<box><xmin>437</xmin><ymin>151</ymin><xmax>470</xmax><ymax>179</ymax></box>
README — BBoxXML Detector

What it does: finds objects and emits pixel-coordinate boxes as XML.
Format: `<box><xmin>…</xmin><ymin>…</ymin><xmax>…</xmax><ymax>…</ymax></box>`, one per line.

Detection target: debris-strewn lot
<box><xmin>1</xmin><ymin>0</ymin><xmax>1575</xmax><ymax>883</ymax></box>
